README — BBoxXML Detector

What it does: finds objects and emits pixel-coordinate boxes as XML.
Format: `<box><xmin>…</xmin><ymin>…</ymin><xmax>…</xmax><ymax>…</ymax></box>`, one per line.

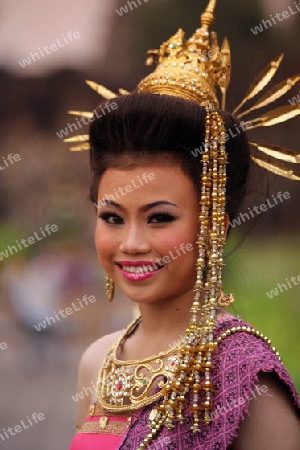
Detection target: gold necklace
<box><xmin>97</xmin><ymin>317</ymin><xmax>184</xmax><ymax>412</ymax></box>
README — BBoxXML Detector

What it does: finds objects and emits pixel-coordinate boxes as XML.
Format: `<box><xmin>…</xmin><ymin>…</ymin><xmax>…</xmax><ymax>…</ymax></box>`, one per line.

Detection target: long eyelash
<box><xmin>148</xmin><ymin>212</ymin><xmax>176</xmax><ymax>222</ymax></box>
<box><xmin>98</xmin><ymin>211</ymin><xmax>176</xmax><ymax>223</ymax></box>
<box><xmin>98</xmin><ymin>212</ymin><xmax>120</xmax><ymax>221</ymax></box>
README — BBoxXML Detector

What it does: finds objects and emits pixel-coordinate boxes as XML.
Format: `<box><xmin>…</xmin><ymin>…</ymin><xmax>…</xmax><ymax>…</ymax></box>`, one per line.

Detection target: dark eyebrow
<box><xmin>101</xmin><ymin>200</ymin><xmax>179</xmax><ymax>211</ymax></box>
<box><xmin>140</xmin><ymin>201</ymin><xmax>179</xmax><ymax>212</ymax></box>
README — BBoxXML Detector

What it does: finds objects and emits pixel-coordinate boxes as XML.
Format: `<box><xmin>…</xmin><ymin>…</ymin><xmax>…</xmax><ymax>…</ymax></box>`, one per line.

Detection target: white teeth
<box><xmin>120</xmin><ymin>264</ymin><xmax>161</xmax><ymax>274</ymax></box>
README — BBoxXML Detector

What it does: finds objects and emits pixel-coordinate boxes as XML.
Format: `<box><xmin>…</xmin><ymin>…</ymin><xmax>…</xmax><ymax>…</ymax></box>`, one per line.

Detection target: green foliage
<box><xmin>224</xmin><ymin>235</ymin><xmax>300</xmax><ymax>391</ymax></box>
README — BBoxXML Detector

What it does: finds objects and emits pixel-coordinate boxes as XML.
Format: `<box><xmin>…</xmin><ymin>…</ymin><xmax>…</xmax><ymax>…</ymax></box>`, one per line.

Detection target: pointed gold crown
<box><xmin>65</xmin><ymin>0</ymin><xmax>300</xmax><ymax>180</ymax></box>
<box><xmin>137</xmin><ymin>0</ymin><xmax>231</xmax><ymax>110</ymax></box>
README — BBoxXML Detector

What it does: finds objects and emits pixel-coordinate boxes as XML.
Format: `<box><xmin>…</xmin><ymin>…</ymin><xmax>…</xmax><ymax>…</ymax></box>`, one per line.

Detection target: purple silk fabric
<box><xmin>117</xmin><ymin>316</ymin><xmax>300</xmax><ymax>450</ymax></box>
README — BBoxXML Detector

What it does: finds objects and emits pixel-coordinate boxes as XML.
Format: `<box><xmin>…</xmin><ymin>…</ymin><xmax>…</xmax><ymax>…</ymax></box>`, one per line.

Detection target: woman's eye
<box><xmin>148</xmin><ymin>213</ymin><xmax>176</xmax><ymax>224</ymax></box>
<box><xmin>98</xmin><ymin>212</ymin><xmax>123</xmax><ymax>224</ymax></box>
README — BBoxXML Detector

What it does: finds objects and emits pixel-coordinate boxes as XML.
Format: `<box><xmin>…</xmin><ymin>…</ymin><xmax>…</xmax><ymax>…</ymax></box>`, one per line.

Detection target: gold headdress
<box><xmin>65</xmin><ymin>0</ymin><xmax>300</xmax><ymax>180</ymax></box>
<box><xmin>65</xmin><ymin>0</ymin><xmax>300</xmax><ymax>448</ymax></box>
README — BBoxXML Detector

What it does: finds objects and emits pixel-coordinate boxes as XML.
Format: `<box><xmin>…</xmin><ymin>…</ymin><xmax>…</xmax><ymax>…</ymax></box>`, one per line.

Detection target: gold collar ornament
<box><xmin>65</xmin><ymin>1</ymin><xmax>300</xmax><ymax>448</ymax></box>
<box><xmin>97</xmin><ymin>317</ymin><xmax>184</xmax><ymax>412</ymax></box>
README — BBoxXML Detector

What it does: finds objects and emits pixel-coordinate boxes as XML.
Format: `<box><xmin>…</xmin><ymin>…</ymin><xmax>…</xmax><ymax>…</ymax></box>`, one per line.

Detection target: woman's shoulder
<box><xmin>75</xmin><ymin>328</ymin><xmax>125</xmax><ymax>427</ymax></box>
<box><xmin>215</xmin><ymin>315</ymin><xmax>280</xmax><ymax>361</ymax></box>
<box><xmin>213</xmin><ymin>314</ymin><xmax>300</xmax><ymax>409</ymax></box>
<box><xmin>214</xmin><ymin>314</ymin><xmax>284</xmax><ymax>375</ymax></box>
<box><xmin>79</xmin><ymin>328</ymin><xmax>124</xmax><ymax>376</ymax></box>
<box><xmin>208</xmin><ymin>314</ymin><xmax>300</xmax><ymax>449</ymax></box>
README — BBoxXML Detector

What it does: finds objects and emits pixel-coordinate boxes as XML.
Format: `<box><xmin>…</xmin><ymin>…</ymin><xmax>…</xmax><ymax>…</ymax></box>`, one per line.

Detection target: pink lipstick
<box><xmin>115</xmin><ymin>260</ymin><xmax>164</xmax><ymax>282</ymax></box>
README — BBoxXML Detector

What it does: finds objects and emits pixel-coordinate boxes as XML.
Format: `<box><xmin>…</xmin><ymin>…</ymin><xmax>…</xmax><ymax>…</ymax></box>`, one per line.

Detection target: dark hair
<box><xmin>89</xmin><ymin>93</ymin><xmax>250</xmax><ymax>223</ymax></box>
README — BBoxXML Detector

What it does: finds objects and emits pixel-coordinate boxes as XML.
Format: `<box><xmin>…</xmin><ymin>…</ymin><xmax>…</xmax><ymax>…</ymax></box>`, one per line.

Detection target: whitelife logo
<box><xmin>33</xmin><ymin>295</ymin><xmax>96</xmax><ymax>331</ymax></box>
<box><xmin>0</xmin><ymin>224</ymin><xmax>58</xmax><ymax>261</ymax></box>
<box><xmin>94</xmin><ymin>172</ymin><xmax>156</xmax><ymax>209</ymax></box>
<box><xmin>18</xmin><ymin>31</ymin><xmax>81</xmax><ymax>68</ymax></box>
<box><xmin>230</xmin><ymin>191</ymin><xmax>291</xmax><ymax>228</ymax></box>
<box><xmin>0</xmin><ymin>342</ymin><xmax>8</xmax><ymax>351</ymax></box>
<box><xmin>0</xmin><ymin>153</ymin><xmax>21</xmax><ymax>171</ymax></box>
<box><xmin>250</xmin><ymin>1</ymin><xmax>300</xmax><ymax>35</ymax></box>
<box><xmin>266</xmin><ymin>274</ymin><xmax>300</xmax><ymax>299</ymax></box>
<box><xmin>288</xmin><ymin>90</ymin><xmax>300</xmax><ymax>106</ymax></box>
<box><xmin>209</xmin><ymin>383</ymin><xmax>268</xmax><ymax>420</ymax></box>
<box><xmin>126</xmin><ymin>242</ymin><xmax>195</xmax><ymax>281</ymax></box>
<box><xmin>116</xmin><ymin>0</ymin><xmax>151</xmax><ymax>16</ymax></box>
<box><xmin>0</xmin><ymin>413</ymin><xmax>45</xmax><ymax>442</ymax></box>
<box><xmin>191</xmin><ymin>121</ymin><xmax>252</xmax><ymax>158</ymax></box>
<box><xmin>56</xmin><ymin>102</ymin><xmax>118</xmax><ymax>139</ymax></box>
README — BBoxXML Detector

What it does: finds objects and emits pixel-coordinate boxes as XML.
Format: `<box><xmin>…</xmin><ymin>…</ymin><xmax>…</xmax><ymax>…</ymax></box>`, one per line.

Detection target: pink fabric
<box><xmin>69</xmin><ymin>416</ymin><xmax>127</xmax><ymax>450</ymax></box>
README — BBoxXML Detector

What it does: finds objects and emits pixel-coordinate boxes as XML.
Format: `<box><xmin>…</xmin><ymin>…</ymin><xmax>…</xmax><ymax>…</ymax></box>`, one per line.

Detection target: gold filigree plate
<box><xmin>97</xmin><ymin>318</ymin><xmax>183</xmax><ymax>412</ymax></box>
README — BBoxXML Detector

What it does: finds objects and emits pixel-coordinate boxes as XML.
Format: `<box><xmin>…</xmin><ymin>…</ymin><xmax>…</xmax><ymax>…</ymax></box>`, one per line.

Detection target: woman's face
<box><xmin>95</xmin><ymin>159</ymin><xmax>199</xmax><ymax>304</ymax></box>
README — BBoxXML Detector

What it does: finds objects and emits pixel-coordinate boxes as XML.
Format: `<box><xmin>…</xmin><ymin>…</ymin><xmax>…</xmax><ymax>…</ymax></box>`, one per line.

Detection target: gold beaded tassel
<box><xmin>188</xmin><ymin>106</ymin><xmax>215</xmax><ymax>432</ymax></box>
<box><xmin>198</xmin><ymin>106</ymin><xmax>227</xmax><ymax>427</ymax></box>
<box><xmin>186</xmin><ymin>106</ymin><xmax>227</xmax><ymax>430</ymax></box>
<box><xmin>138</xmin><ymin>108</ymin><xmax>227</xmax><ymax>450</ymax></box>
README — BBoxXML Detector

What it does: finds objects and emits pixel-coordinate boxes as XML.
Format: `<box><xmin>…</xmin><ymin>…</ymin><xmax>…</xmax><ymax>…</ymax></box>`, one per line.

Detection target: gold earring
<box><xmin>105</xmin><ymin>275</ymin><xmax>115</xmax><ymax>302</ymax></box>
<box><xmin>218</xmin><ymin>290</ymin><xmax>234</xmax><ymax>307</ymax></box>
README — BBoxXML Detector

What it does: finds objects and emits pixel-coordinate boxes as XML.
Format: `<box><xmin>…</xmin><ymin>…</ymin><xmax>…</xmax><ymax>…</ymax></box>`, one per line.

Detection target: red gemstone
<box><xmin>116</xmin><ymin>382</ymin><xmax>123</xmax><ymax>391</ymax></box>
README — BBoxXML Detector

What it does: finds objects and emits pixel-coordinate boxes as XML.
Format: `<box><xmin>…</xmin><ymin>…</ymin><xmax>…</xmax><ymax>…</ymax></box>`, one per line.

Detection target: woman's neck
<box><xmin>118</xmin><ymin>288</ymin><xmax>234</xmax><ymax>361</ymax></box>
<box><xmin>137</xmin><ymin>291</ymin><xmax>194</xmax><ymax>342</ymax></box>
<box><xmin>119</xmin><ymin>289</ymin><xmax>198</xmax><ymax>360</ymax></box>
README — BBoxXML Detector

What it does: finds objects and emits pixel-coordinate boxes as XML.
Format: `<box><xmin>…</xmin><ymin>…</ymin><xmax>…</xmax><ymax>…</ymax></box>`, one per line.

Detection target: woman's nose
<box><xmin>118</xmin><ymin>223</ymin><xmax>150</xmax><ymax>254</ymax></box>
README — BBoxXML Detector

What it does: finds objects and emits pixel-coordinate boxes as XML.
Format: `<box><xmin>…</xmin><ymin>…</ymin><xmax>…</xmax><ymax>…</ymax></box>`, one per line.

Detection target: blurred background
<box><xmin>0</xmin><ymin>0</ymin><xmax>299</xmax><ymax>448</ymax></box>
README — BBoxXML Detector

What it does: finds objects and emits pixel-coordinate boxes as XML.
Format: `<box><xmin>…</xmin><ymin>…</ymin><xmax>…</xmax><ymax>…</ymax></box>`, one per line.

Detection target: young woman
<box><xmin>68</xmin><ymin>2</ymin><xmax>300</xmax><ymax>449</ymax></box>
<box><xmin>68</xmin><ymin>92</ymin><xmax>299</xmax><ymax>449</ymax></box>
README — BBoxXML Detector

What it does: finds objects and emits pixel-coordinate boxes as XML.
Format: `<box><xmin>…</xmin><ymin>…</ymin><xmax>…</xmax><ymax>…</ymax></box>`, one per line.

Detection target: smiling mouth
<box><xmin>116</xmin><ymin>263</ymin><xmax>164</xmax><ymax>274</ymax></box>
